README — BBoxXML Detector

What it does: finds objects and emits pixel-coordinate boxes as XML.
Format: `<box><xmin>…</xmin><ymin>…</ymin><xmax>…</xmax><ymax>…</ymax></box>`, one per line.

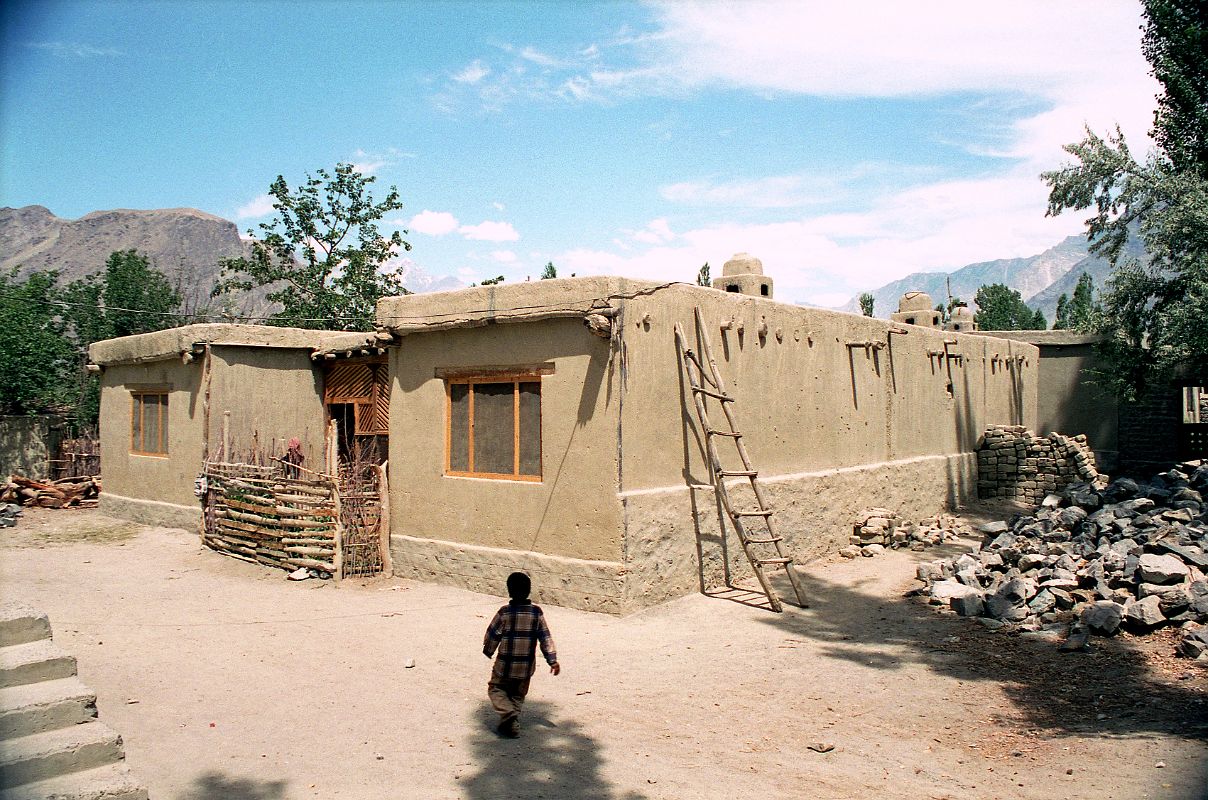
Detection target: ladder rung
<box><xmin>707</xmin><ymin>429</ymin><xmax>742</xmax><ymax>437</ymax></box>
<box><xmin>717</xmin><ymin>469</ymin><xmax>757</xmax><ymax>477</ymax></box>
<box><xmin>745</xmin><ymin>536</ymin><xmax>782</xmax><ymax>544</ymax></box>
<box><xmin>756</xmin><ymin>557</ymin><xmax>793</xmax><ymax>565</ymax></box>
<box><xmin>732</xmin><ymin>509</ymin><xmax>773</xmax><ymax>517</ymax></box>
<box><xmin>687</xmin><ymin>483</ymin><xmax>714</xmax><ymax>491</ymax></box>
<box><xmin>692</xmin><ymin>386</ymin><xmax>733</xmax><ymax>402</ymax></box>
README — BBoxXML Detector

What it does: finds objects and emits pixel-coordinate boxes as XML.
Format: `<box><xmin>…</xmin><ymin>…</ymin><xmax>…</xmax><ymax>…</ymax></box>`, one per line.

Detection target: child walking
<box><xmin>482</xmin><ymin>572</ymin><xmax>560</xmax><ymax>738</ymax></box>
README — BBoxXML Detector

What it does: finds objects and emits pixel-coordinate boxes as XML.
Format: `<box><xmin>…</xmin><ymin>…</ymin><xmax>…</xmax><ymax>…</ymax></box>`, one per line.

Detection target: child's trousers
<box><xmin>488</xmin><ymin>677</ymin><xmax>531</xmax><ymax>721</ymax></box>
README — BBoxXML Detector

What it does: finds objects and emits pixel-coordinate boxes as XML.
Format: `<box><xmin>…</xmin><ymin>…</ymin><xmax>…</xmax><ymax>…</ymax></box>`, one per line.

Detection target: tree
<box><xmin>540</xmin><ymin>262</ymin><xmax>557</xmax><ymax>280</ymax></box>
<box><xmin>1042</xmin><ymin>0</ymin><xmax>1208</xmax><ymax>397</ymax></box>
<box><xmin>696</xmin><ymin>262</ymin><xmax>711</xmax><ymax>287</ymax></box>
<box><xmin>858</xmin><ymin>292</ymin><xmax>875</xmax><ymax>317</ymax></box>
<box><xmin>1067</xmin><ymin>272</ymin><xmax>1097</xmax><ymax>331</ymax></box>
<box><xmin>973</xmin><ymin>284</ymin><xmax>1046</xmax><ymax>331</ymax></box>
<box><xmin>935</xmin><ymin>295</ymin><xmax>963</xmax><ymax>324</ymax></box>
<box><xmin>0</xmin><ymin>270</ymin><xmax>74</xmax><ymax>415</ymax></box>
<box><xmin>215</xmin><ymin>163</ymin><xmax>410</xmax><ymax>331</ymax></box>
<box><xmin>478</xmin><ymin>276</ymin><xmax>505</xmax><ymax>286</ymax></box>
<box><xmin>1053</xmin><ymin>294</ymin><xmax>1071</xmax><ymax>330</ymax></box>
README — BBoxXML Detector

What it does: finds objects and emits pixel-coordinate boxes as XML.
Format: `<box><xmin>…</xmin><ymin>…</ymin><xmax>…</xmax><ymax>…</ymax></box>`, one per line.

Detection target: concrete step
<box><xmin>0</xmin><ymin>604</ymin><xmax>52</xmax><ymax>649</ymax></box>
<box><xmin>0</xmin><ymin>677</ymin><xmax>97</xmax><ymax>739</ymax></box>
<box><xmin>0</xmin><ymin>722</ymin><xmax>125</xmax><ymax>790</ymax></box>
<box><xmin>0</xmin><ymin>640</ymin><xmax>77</xmax><ymax>690</ymax></box>
<box><xmin>0</xmin><ymin>762</ymin><xmax>148</xmax><ymax>800</ymax></box>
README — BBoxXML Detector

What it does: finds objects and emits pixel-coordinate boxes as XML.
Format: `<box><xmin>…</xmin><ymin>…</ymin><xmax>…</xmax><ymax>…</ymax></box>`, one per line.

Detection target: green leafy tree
<box><xmin>479</xmin><ymin>275</ymin><xmax>505</xmax><ymax>286</ymax></box>
<box><xmin>0</xmin><ymin>270</ymin><xmax>74</xmax><ymax>414</ymax></box>
<box><xmin>215</xmin><ymin>163</ymin><xmax>410</xmax><ymax>331</ymax></box>
<box><xmin>858</xmin><ymin>292</ymin><xmax>875</xmax><ymax>317</ymax></box>
<box><xmin>696</xmin><ymin>262</ymin><xmax>711</xmax><ymax>287</ymax></box>
<box><xmin>1042</xmin><ymin>0</ymin><xmax>1208</xmax><ymax>397</ymax></box>
<box><xmin>540</xmin><ymin>262</ymin><xmax>557</xmax><ymax>280</ymax></box>
<box><xmin>1067</xmin><ymin>272</ymin><xmax>1097</xmax><ymax>330</ymax></box>
<box><xmin>973</xmin><ymin>284</ymin><xmax>1046</xmax><ymax>331</ymax></box>
<box><xmin>935</xmin><ymin>295</ymin><xmax>964</xmax><ymax>324</ymax></box>
<box><xmin>1053</xmin><ymin>294</ymin><xmax>1071</xmax><ymax>329</ymax></box>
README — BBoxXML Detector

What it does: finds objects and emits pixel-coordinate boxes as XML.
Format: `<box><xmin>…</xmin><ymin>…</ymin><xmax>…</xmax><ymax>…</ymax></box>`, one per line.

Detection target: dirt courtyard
<box><xmin>2</xmin><ymin>507</ymin><xmax>1206</xmax><ymax>800</ymax></box>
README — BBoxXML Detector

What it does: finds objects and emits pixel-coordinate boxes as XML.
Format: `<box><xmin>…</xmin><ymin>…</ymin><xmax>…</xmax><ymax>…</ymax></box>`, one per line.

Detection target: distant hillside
<box><xmin>1</xmin><ymin>205</ymin><xmax>259</xmax><ymax>314</ymax></box>
<box><xmin>0</xmin><ymin>205</ymin><xmax>468</xmax><ymax>317</ymax></box>
<box><xmin>840</xmin><ymin>235</ymin><xmax>1091</xmax><ymax>319</ymax></box>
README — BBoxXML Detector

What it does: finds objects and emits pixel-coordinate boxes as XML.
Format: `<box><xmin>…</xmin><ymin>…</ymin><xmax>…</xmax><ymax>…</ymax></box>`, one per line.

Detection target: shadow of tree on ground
<box><xmin>176</xmin><ymin>771</ymin><xmax>287</xmax><ymax>800</ymax></box>
<box><xmin>759</xmin><ymin>565</ymin><xmax>1208</xmax><ymax>744</ymax></box>
<box><xmin>460</xmin><ymin>700</ymin><xmax>646</xmax><ymax>800</ymax></box>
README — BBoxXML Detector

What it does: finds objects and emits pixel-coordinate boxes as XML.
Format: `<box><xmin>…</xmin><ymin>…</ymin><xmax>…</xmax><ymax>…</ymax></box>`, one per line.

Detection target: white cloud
<box><xmin>519</xmin><ymin>46</ymin><xmax>559</xmax><ymax>67</ymax></box>
<box><xmin>453</xmin><ymin>60</ymin><xmax>491</xmax><ymax>84</ymax></box>
<box><xmin>556</xmin><ymin>162</ymin><xmax>1088</xmax><ymax>306</ymax></box>
<box><xmin>459</xmin><ymin>220</ymin><xmax>520</xmax><ymax>242</ymax></box>
<box><xmin>492</xmin><ymin>201</ymin><xmax>506</xmax><ymax>212</ymax></box>
<box><xmin>491</xmin><ymin>250</ymin><xmax>518</xmax><ymax>263</ymax></box>
<box><xmin>235</xmin><ymin>194</ymin><xmax>275</xmax><ymax>220</ymax></box>
<box><xmin>408</xmin><ymin>210</ymin><xmax>460</xmax><ymax>236</ymax></box>
<box><xmin>26</xmin><ymin>41</ymin><xmax>123</xmax><ymax>58</ymax></box>
<box><xmin>349</xmin><ymin>147</ymin><xmax>414</xmax><ymax>175</ymax></box>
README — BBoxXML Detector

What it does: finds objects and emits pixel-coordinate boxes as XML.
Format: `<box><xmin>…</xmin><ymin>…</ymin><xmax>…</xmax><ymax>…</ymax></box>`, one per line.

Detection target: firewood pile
<box><xmin>0</xmin><ymin>475</ymin><xmax>101</xmax><ymax>509</ymax></box>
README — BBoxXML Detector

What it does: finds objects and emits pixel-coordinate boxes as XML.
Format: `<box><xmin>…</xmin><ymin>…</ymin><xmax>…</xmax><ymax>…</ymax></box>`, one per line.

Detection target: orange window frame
<box><xmin>130</xmin><ymin>390</ymin><xmax>169</xmax><ymax>456</ymax></box>
<box><xmin>444</xmin><ymin>375</ymin><xmax>542</xmax><ymax>482</ymax></box>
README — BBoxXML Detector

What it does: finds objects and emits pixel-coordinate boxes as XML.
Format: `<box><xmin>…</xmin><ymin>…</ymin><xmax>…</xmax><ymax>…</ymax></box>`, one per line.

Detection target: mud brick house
<box><xmin>90</xmin><ymin>257</ymin><xmax>1041</xmax><ymax>612</ymax></box>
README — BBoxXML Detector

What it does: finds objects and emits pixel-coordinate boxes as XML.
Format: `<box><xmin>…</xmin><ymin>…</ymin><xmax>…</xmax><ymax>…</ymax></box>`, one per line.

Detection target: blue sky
<box><xmin>1</xmin><ymin>1</ymin><xmax>1159</xmax><ymax>306</ymax></box>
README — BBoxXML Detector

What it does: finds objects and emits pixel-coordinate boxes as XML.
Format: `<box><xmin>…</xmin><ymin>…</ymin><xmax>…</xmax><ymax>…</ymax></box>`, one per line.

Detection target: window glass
<box><xmin>132</xmin><ymin>392</ymin><xmax>168</xmax><ymax>454</ymax></box>
<box><xmin>449</xmin><ymin>383</ymin><xmax>470</xmax><ymax>471</ymax></box>
<box><xmin>518</xmin><ymin>382</ymin><xmax>541</xmax><ymax>476</ymax></box>
<box><xmin>473</xmin><ymin>382</ymin><xmax>515</xmax><ymax>475</ymax></box>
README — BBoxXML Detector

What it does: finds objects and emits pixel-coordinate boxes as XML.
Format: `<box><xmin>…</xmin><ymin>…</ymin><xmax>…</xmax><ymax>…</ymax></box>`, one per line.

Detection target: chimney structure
<box><xmin>890</xmin><ymin>291</ymin><xmax>941</xmax><ymax>328</ymax></box>
<box><xmin>712</xmin><ymin>252</ymin><xmax>773</xmax><ymax>299</ymax></box>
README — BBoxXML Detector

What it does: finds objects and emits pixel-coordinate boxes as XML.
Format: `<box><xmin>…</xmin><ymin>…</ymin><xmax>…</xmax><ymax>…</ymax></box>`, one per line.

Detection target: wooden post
<box><xmin>222</xmin><ymin>411</ymin><xmax>231</xmax><ymax>462</ymax></box>
<box><xmin>327</xmin><ymin>420</ymin><xmax>343</xmax><ymax>581</ymax></box>
<box><xmin>376</xmin><ymin>461</ymin><xmax>393</xmax><ymax>576</ymax></box>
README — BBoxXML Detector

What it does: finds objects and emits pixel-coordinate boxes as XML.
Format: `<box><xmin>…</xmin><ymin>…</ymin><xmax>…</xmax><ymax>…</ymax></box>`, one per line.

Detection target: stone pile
<box><xmin>977</xmin><ymin>425</ymin><xmax>1099</xmax><ymax>504</ymax></box>
<box><xmin>839</xmin><ymin>509</ymin><xmax>971</xmax><ymax>559</ymax></box>
<box><xmin>0</xmin><ymin>503</ymin><xmax>20</xmax><ymax>528</ymax></box>
<box><xmin>917</xmin><ymin>460</ymin><xmax>1208</xmax><ymax>659</ymax></box>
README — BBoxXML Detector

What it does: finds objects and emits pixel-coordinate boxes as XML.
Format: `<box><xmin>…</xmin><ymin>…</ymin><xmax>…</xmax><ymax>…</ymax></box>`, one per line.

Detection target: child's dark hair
<box><xmin>506</xmin><ymin>571</ymin><xmax>531</xmax><ymax>600</ymax></box>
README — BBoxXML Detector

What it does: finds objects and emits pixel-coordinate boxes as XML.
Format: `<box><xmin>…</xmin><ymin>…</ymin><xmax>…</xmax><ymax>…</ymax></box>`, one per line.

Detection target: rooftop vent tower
<box><xmin>712</xmin><ymin>252</ymin><xmax>773</xmax><ymax>299</ymax></box>
<box><xmin>890</xmin><ymin>291</ymin><xmax>941</xmax><ymax>328</ymax></box>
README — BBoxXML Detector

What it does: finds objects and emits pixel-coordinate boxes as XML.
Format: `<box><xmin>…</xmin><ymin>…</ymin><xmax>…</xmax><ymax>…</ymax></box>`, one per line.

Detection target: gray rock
<box><xmin>1158</xmin><ymin>588</ymin><xmax>1192</xmax><ymax>615</ymax></box>
<box><xmin>950</xmin><ymin>593</ymin><xmax>985</xmax><ymax>617</ymax></box>
<box><xmin>980</xmin><ymin>520</ymin><xmax>1010</xmax><ymax>535</ymax></box>
<box><xmin>1124</xmin><ymin>595</ymin><xmax>1166</xmax><ymax>628</ymax></box>
<box><xmin>1138</xmin><ymin>581</ymin><xmax>1188</xmax><ymax>599</ymax></box>
<box><xmin>930</xmin><ymin>580</ymin><xmax>981</xmax><ymax>604</ymax></box>
<box><xmin>1081</xmin><ymin>601</ymin><xmax>1125</xmax><ymax>635</ymax></box>
<box><xmin>1120</xmin><ymin>497</ymin><xmax>1156</xmax><ymax>513</ymax></box>
<box><xmin>1178</xmin><ymin>626</ymin><xmax>1208</xmax><ymax>659</ymax></box>
<box><xmin>1138</xmin><ymin>553</ymin><xmax>1190</xmax><ymax>585</ymax></box>
<box><xmin>916</xmin><ymin>561</ymin><xmax>945</xmax><ymax>581</ymax></box>
<box><xmin>1041</xmin><ymin>493</ymin><xmax>1064</xmax><ymax>508</ymax></box>
<box><xmin>986</xmin><ymin>577</ymin><xmax>1037</xmax><ymax>622</ymax></box>
<box><xmin>1059</xmin><ymin>630</ymin><xmax>1091</xmax><ymax>651</ymax></box>
<box><xmin>1028</xmin><ymin>589</ymin><xmax>1057</xmax><ymax>615</ymax></box>
<box><xmin>979</xmin><ymin>552</ymin><xmax>1004</xmax><ymax>570</ymax></box>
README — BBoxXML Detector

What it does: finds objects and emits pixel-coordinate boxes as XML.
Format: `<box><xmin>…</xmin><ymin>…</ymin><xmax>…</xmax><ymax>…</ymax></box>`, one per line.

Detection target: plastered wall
<box><xmin>386</xmin><ymin>318</ymin><xmax>625</xmax><ymax>610</ymax></box>
<box><xmin>97</xmin><ymin>347</ymin><xmax>328</xmax><ymax>529</ymax></box>
<box><xmin>612</xmin><ymin>286</ymin><xmax>1037</xmax><ymax>605</ymax></box>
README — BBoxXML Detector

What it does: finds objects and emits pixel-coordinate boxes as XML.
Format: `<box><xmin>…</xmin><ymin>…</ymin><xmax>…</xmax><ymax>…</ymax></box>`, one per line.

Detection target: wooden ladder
<box><xmin>674</xmin><ymin>306</ymin><xmax>807</xmax><ymax>612</ymax></box>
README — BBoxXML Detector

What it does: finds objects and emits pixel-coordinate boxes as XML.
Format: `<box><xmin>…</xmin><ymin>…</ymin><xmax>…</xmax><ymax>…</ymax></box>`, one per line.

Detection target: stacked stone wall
<box><xmin>977</xmin><ymin>425</ymin><xmax>1099</xmax><ymax>503</ymax></box>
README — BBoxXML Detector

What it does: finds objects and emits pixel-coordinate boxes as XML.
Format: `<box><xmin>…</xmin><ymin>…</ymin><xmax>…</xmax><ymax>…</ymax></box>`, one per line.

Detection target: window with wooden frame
<box><xmin>130</xmin><ymin>390</ymin><xmax>169</xmax><ymax>456</ymax></box>
<box><xmin>445</xmin><ymin>374</ymin><xmax>542</xmax><ymax>481</ymax></box>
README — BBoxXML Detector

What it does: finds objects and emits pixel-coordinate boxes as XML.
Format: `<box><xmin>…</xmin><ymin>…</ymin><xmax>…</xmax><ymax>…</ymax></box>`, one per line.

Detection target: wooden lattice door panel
<box><xmin>324</xmin><ymin>360</ymin><xmax>388</xmax><ymax>436</ymax></box>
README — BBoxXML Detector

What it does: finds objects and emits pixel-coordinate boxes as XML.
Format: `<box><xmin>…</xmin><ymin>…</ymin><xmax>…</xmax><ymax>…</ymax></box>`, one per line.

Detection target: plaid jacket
<box><xmin>483</xmin><ymin>600</ymin><xmax>557</xmax><ymax>681</ymax></box>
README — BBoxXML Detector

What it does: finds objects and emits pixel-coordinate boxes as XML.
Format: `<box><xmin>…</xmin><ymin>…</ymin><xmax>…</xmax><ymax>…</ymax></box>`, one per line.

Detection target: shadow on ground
<box><xmin>761</xmin><ymin>565</ymin><xmax>1208</xmax><ymax>741</ymax></box>
<box><xmin>460</xmin><ymin>700</ymin><xmax>646</xmax><ymax>800</ymax></box>
<box><xmin>175</xmin><ymin>771</ymin><xmax>287</xmax><ymax>800</ymax></box>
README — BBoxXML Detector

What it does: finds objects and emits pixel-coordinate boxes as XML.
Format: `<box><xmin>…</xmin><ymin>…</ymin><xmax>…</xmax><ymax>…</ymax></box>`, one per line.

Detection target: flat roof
<box><xmin>971</xmin><ymin>330</ymin><xmax>1103</xmax><ymax>346</ymax></box>
<box><xmin>89</xmin><ymin>324</ymin><xmax>378</xmax><ymax>365</ymax></box>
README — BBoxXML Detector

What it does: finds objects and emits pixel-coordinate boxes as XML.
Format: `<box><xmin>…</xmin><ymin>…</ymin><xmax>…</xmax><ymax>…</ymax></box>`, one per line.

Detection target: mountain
<box><xmin>840</xmin><ymin>235</ymin><xmax>1093</xmax><ymax>319</ymax></box>
<box><xmin>0</xmin><ymin>206</ymin><xmax>468</xmax><ymax>317</ymax></box>
<box><xmin>0</xmin><ymin>205</ymin><xmax>256</xmax><ymax>313</ymax></box>
<box><xmin>1025</xmin><ymin>235</ymin><xmax>1147</xmax><ymax>321</ymax></box>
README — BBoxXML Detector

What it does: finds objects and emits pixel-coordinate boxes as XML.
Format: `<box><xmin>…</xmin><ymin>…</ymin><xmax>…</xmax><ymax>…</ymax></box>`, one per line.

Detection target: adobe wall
<box><xmin>206</xmin><ymin>346</ymin><xmax>327</xmax><ymax>468</ymax></box>
<box><xmin>614</xmin><ymin>285</ymin><xmax>1038</xmax><ymax>604</ymax></box>
<box><xmin>385</xmin><ymin>317</ymin><xmax>626</xmax><ymax>612</ymax></box>
<box><xmin>96</xmin><ymin>346</ymin><xmax>327</xmax><ymax>530</ymax></box>
<box><xmin>97</xmin><ymin>359</ymin><xmax>204</xmax><ymax>528</ymax></box>
<box><xmin>0</xmin><ymin>415</ymin><xmax>60</xmax><ymax>480</ymax></box>
<box><xmin>972</xmin><ymin>331</ymin><xmax>1118</xmax><ymax>469</ymax></box>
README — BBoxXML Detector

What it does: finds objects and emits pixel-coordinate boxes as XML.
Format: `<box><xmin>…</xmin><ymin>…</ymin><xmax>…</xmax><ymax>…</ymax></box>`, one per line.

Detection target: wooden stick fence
<box><xmin>201</xmin><ymin>462</ymin><xmax>342</xmax><ymax>576</ymax></box>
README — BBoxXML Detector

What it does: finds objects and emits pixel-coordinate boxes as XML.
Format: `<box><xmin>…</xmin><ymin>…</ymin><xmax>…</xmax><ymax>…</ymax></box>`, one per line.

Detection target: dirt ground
<box><xmin>2</xmin><ymin>507</ymin><xmax>1207</xmax><ymax>800</ymax></box>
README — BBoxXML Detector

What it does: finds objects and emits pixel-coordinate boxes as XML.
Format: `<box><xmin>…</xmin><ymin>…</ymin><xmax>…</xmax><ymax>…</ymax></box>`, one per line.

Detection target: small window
<box><xmin>726</xmin><ymin>285</ymin><xmax>740</xmax><ymax>292</ymax></box>
<box><xmin>760</xmin><ymin>284</ymin><xmax>769</xmax><ymax>296</ymax></box>
<box><xmin>905</xmin><ymin>316</ymin><xmax>915</xmax><ymax>325</ymax></box>
<box><xmin>1185</xmin><ymin>386</ymin><xmax>1207</xmax><ymax>424</ymax></box>
<box><xmin>446</xmin><ymin>376</ymin><xmax>541</xmax><ymax>481</ymax></box>
<box><xmin>131</xmin><ymin>391</ymin><xmax>169</xmax><ymax>456</ymax></box>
